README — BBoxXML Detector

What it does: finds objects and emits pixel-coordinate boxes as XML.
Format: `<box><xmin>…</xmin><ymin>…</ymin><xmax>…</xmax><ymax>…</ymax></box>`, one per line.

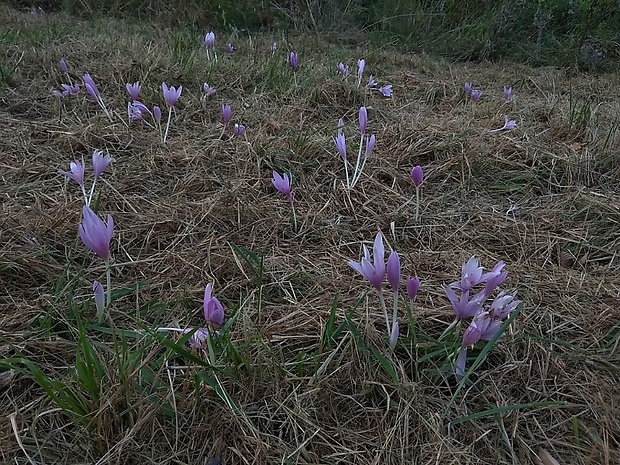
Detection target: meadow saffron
<box><xmin>289</xmin><ymin>51</ymin><xmax>299</xmax><ymax>72</ymax></box>
<box><xmin>203</xmin><ymin>283</ymin><xmax>225</xmax><ymax>326</ymax></box>
<box><xmin>125</xmin><ymin>81</ymin><xmax>140</xmax><ymax>101</ymax></box>
<box><xmin>78</xmin><ymin>205</ymin><xmax>114</xmax><ymax>262</ymax></box>
<box><xmin>348</xmin><ymin>232</ymin><xmax>385</xmax><ymax>291</ymax></box>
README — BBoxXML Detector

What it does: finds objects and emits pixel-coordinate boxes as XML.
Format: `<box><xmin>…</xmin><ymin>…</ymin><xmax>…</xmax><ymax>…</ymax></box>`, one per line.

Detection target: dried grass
<box><xmin>1</xmin><ymin>4</ymin><xmax>619</xmax><ymax>465</ymax></box>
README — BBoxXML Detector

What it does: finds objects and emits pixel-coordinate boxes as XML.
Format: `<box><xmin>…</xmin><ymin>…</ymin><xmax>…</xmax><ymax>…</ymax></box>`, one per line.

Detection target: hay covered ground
<box><xmin>1</xmin><ymin>5</ymin><xmax>619</xmax><ymax>465</ymax></box>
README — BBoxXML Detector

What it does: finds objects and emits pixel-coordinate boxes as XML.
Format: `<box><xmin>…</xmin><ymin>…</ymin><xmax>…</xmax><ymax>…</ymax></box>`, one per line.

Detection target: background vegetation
<box><xmin>14</xmin><ymin>0</ymin><xmax>620</xmax><ymax>70</ymax></box>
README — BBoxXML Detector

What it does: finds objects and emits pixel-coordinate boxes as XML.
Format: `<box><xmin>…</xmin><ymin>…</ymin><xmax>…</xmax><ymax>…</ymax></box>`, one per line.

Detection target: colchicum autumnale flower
<box><xmin>78</xmin><ymin>205</ymin><xmax>114</xmax><ymax>262</ymax></box>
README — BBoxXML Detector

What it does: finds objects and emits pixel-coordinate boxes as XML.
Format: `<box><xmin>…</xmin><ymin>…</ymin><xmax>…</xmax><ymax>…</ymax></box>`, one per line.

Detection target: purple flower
<box><xmin>153</xmin><ymin>105</ymin><xmax>161</xmax><ymax>123</ymax></box>
<box><xmin>491</xmin><ymin>115</ymin><xmax>517</xmax><ymax>132</ymax></box>
<box><xmin>289</xmin><ymin>51</ymin><xmax>299</xmax><ymax>72</ymax></box>
<box><xmin>357</xmin><ymin>58</ymin><xmax>365</xmax><ymax>84</ymax></box>
<box><xmin>82</xmin><ymin>73</ymin><xmax>100</xmax><ymax>101</ymax></box>
<box><xmin>204</xmin><ymin>31</ymin><xmax>215</xmax><ymax>49</ymax></box>
<box><xmin>337</xmin><ymin>118</ymin><xmax>345</xmax><ymax>134</ymax></box>
<box><xmin>503</xmin><ymin>86</ymin><xmax>513</xmax><ymax>103</ymax></box>
<box><xmin>203</xmin><ymin>83</ymin><xmax>216</xmax><ymax>96</ymax></box>
<box><xmin>58</xmin><ymin>157</ymin><xmax>85</xmax><ymax>186</ymax></box>
<box><xmin>333</xmin><ymin>132</ymin><xmax>346</xmax><ymax>160</ymax></box>
<box><xmin>183</xmin><ymin>327</ymin><xmax>209</xmax><ymax>349</ymax></box>
<box><xmin>93</xmin><ymin>280</ymin><xmax>105</xmax><ymax>315</ymax></box>
<box><xmin>53</xmin><ymin>83</ymin><xmax>80</xmax><ymax>97</ymax></box>
<box><xmin>387</xmin><ymin>251</ymin><xmax>400</xmax><ymax>291</ymax></box>
<box><xmin>162</xmin><ymin>82</ymin><xmax>182</xmax><ymax>107</ymax></box>
<box><xmin>270</xmin><ymin>42</ymin><xmax>277</xmax><ymax>54</ymax></box>
<box><xmin>456</xmin><ymin>347</ymin><xmax>468</xmax><ymax>379</ymax></box>
<box><xmin>59</xmin><ymin>58</ymin><xmax>68</xmax><ymax>73</ymax></box>
<box><xmin>203</xmin><ymin>283</ymin><xmax>225</xmax><ymax>326</ymax></box>
<box><xmin>464</xmin><ymin>82</ymin><xmax>472</xmax><ymax>97</ymax></box>
<box><xmin>378</xmin><ymin>84</ymin><xmax>393</xmax><ymax>97</ymax></box>
<box><xmin>367</xmin><ymin>75</ymin><xmax>378</xmax><ymax>88</ymax></box>
<box><xmin>410</xmin><ymin>165</ymin><xmax>423</xmax><ymax>187</ymax></box>
<box><xmin>125</xmin><ymin>81</ymin><xmax>140</xmax><ymax>100</ymax></box>
<box><xmin>92</xmin><ymin>150</ymin><xmax>112</xmax><ymax>179</ymax></box>
<box><xmin>221</xmin><ymin>104</ymin><xmax>232</xmax><ymax>124</ymax></box>
<box><xmin>406</xmin><ymin>277</ymin><xmax>420</xmax><ymax>300</ymax></box>
<box><xmin>78</xmin><ymin>205</ymin><xmax>114</xmax><ymax>262</ymax></box>
<box><xmin>470</xmin><ymin>89</ymin><xmax>482</xmax><ymax>102</ymax></box>
<box><xmin>444</xmin><ymin>285</ymin><xmax>482</xmax><ymax>320</ymax></box>
<box><xmin>337</xmin><ymin>62</ymin><xmax>348</xmax><ymax>77</ymax></box>
<box><xmin>359</xmin><ymin>106</ymin><xmax>367</xmax><ymax>134</ymax></box>
<box><xmin>272</xmin><ymin>171</ymin><xmax>292</xmax><ymax>203</ymax></box>
<box><xmin>365</xmin><ymin>134</ymin><xmax>376</xmax><ymax>157</ymax></box>
<box><xmin>489</xmin><ymin>291</ymin><xmax>520</xmax><ymax>319</ymax></box>
<box><xmin>225</xmin><ymin>42</ymin><xmax>234</xmax><ymax>53</ymax></box>
<box><xmin>127</xmin><ymin>101</ymin><xmax>143</xmax><ymax>121</ymax></box>
<box><xmin>348</xmin><ymin>232</ymin><xmax>386</xmax><ymax>291</ymax></box>
<box><xmin>233</xmin><ymin>123</ymin><xmax>246</xmax><ymax>137</ymax></box>
<box><xmin>453</xmin><ymin>256</ymin><xmax>485</xmax><ymax>292</ymax></box>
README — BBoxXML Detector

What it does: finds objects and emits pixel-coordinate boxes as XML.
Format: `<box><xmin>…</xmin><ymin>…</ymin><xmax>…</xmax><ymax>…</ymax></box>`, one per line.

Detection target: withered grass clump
<box><xmin>0</xmin><ymin>5</ymin><xmax>619</xmax><ymax>465</ymax></box>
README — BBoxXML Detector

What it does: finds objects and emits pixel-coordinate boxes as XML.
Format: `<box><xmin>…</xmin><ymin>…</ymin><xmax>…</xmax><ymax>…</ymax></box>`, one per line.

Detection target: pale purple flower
<box><xmin>58</xmin><ymin>158</ymin><xmax>85</xmax><ymax>186</ymax></box>
<box><xmin>78</xmin><ymin>205</ymin><xmax>114</xmax><ymax>262</ymax></box>
<box><xmin>204</xmin><ymin>31</ymin><xmax>215</xmax><ymax>49</ymax></box>
<box><xmin>357</xmin><ymin>58</ymin><xmax>365</xmax><ymax>84</ymax></box>
<box><xmin>289</xmin><ymin>51</ymin><xmax>299</xmax><ymax>72</ymax></box>
<box><xmin>162</xmin><ymin>82</ymin><xmax>182</xmax><ymax>107</ymax></box>
<box><xmin>272</xmin><ymin>171</ymin><xmax>292</xmax><ymax>203</ymax></box>
<box><xmin>125</xmin><ymin>81</ymin><xmax>140</xmax><ymax>100</ymax></box>
<box><xmin>93</xmin><ymin>281</ymin><xmax>105</xmax><ymax>316</ymax></box>
<box><xmin>221</xmin><ymin>104</ymin><xmax>232</xmax><ymax>124</ymax></box>
<box><xmin>183</xmin><ymin>327</ymin><xmax>209</xmax><ymax>349</ymax></box>
<box><xmin>348</xmin><ymin>232</ymin><xmax>386</xmax><ymax>291</ymax></box>
<box><xmin>367</xmin><ymin>75</ymin><xmax>378</xmax><ymax>88</ymax></box>
<box><xmin>406</xmin><ymin>277</ymin><xmax>420</xmax><ymax>300</ymax></box>
<box><xmin>127</xmin><ymin>101</ymin><xmax>143</xmax><ymax>121</ymax></box>
<box><xmin>82</xmin><ymin>73</ymin><xmax>100</xmax><ymax>101</ymax></box>
<box><xmin>389</xmin><ymin>320</ymin><xmax>399</xmax><ymax>349</ymax></box>
<box><xmin>203</xmin><ymin>83</ymin><xmax>216</xmax><ymax>96</ymax></box>
<box><xmin>225</xmin><ymin>42</ymin><xmax>234</xmax><ymax>53</ymax></box>
<box><xmin>491</xmin><ymin>115</ymin><xmax>517</xmax><ymax>132</ymax></box>
<box><xmin>453</xmin><ymin>256</ymin><xmax>485</xmax><ymax>292</ymax></box>
<box><xmin>337</xmin><ymin>62</ymin><xmax>348</xmax><ymax>77</ymax></box>
<box><xmin>53</xmin><ymin>83</ymin><xmax>80</xmax><ymax>98</ymax></box>
<box><xmin>92</xmin><ymin>150</ymin><xmax>112</xmax><ymax>179</ymax></box>
<box><xmin>365</xmin><ymin>134</ymin><xmax>376</xmax><ymax>157</ymax></box>
<box><xmin>387</xmin><ymin>251</ymin><xmax>400</xmax><ymax>291</ymax></box>
<box><xmin>470</xmin><ymin>89</ymin><xmax>482</xmax><ymax>102</ymax></box>
<box><xmin>445</xmin><ymin>286</ymin><xmax>482</xmax><ymax>320</ymax></box>
<box><xmin>270</xmin><ymin>42</ymin><xmax>277</xmax><ymax>54</ymax></box>
<box><xmin>410</xmin><ymin>165</ymin><xmax>423</xmax><ymax>187</ymax></box>
<box><xmin>59</xmin><ymin>58</ymin><xmax>68</xmax><ymax>73</ymax></box>
<box><xmin>455</xmin><ymin>347</ymin><xmax>468</xmax><ymax>379</ymax></box>
<box><xmin>153</xmin><ymin>105</ymin><xmax>161</xmax><ymax>123</ymax></box>
<box><xmin>378</xmin><ymin>84</ymin><xmax>393</xmax><ymax>97</ymax></box>
<box><xmin>337</xmin><ymin>118</ymin><xmax>345</xmax><ymax>134</ymax></box>
<box><xmin>334</xmin><ymin>133</ymin><xmax>346</xmax><ymax>160</ymax></box>
<box><xmin>233</xmin><ymin>123</ymin><xmax>246</xmax><ymax>137</ymax></box>
<box><xmin>489</xmin><ymin>291</ymin><xmax>521</xmax><ymax>319</ymax></box>
<box><xmin>464</xmin><ymin>82</ymin><xmax>472</xmax><ymax>97</ymax></box>
<box><xmin>359</xmin><ymin>106</ymin><xmax>367</xmax><ymax>134</ymax></box>
<box><xmin>203</xmin><ymin>283</ymin><xmax>225</xmax><ymax>326</ymax></box>
<box><xmin>503</xmin><ymin>85</ymin><xmax>513</xmax><ymax>103</ymax></box>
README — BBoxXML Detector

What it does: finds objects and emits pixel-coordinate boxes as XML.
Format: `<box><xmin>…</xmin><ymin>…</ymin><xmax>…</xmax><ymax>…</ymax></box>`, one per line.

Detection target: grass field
<box><xmin>1</xmin><ymin>4</ymin><xmax>619</xmax><ymax>465</ymax></box>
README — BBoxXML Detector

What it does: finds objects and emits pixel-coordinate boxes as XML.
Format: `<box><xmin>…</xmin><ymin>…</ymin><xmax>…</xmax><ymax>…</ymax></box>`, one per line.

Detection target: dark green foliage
<box><xmin>8</xmin><ymin>0</ymin><xmax>620</xmax><ymax>66</ymax></box>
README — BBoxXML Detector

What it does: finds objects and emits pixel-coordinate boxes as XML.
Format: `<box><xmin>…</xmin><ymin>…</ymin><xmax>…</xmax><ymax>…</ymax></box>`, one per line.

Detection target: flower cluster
<box><xmin>337</xmin><ymin>58</ymin><xmax>392</xmax><ymax>97</ymax></box>
<box><xmin>333</xmin><ymin>106</ymin><xmax>377</xmax><ymax>189</ymax></box>
<box><xmin>348</xmin><ymin>232</ymin><xmax>420</xmax><ymax>349</ymax></box>
<box><xmin>465</xmin><ymin>81</ymin><xmax>517</xmax><ymax>131</ymax></box>
<box><xmin>445</xmin><ymin>257</ymin><xmax>520</xmax><ymax>378</ymax></box>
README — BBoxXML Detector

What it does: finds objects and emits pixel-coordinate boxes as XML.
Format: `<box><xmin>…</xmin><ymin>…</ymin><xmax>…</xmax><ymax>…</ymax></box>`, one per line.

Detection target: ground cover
<box><xmin>0</xmin><ymin>5</ymin><xmax>619</xmax><ymax>464</ymax></box>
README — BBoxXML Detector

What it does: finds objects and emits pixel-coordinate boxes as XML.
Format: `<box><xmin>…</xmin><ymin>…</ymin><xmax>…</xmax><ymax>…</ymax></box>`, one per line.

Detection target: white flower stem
<box><xmin>391</xmin><ymin>290</ymin><xmax>399</xmax><ymax>334</ymax></box>
<box><xmin>290</xmin><ymin>199</ymin><xmax>298</xmax><ymax>232</ymax></box>
<box><xmin>87</xmin><ymin>178</ymin><xmax>97</xmax><ymax>207</ymax></box>
<box><xmin>350</xmin><ymin>133</ymin><xmax>364</xmax><ymax>189</ymax></box>
<box><xmin>163</xmin><ymin>107</ymin><xmax>172</xmax><ymax>143</ymax></box>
